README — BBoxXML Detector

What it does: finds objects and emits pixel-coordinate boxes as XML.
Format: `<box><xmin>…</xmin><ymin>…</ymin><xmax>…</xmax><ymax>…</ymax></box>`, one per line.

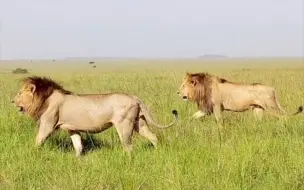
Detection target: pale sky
<box><xmin>0</xmin><ymin>0</ymin><xmax>303</xmax><ymax>60</ymax></box>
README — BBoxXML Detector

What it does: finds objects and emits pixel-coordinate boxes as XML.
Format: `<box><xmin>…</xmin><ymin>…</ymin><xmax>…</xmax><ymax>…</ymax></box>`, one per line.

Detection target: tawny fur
<box><xmin>177</xmin><ymin>72</ymin><xmax>302</xmax><ymax>123</ymax></box>
<box><xmin>13</xmin><ymin>76</ymin><xmax>178</xmax><ymax>157</ymax></box>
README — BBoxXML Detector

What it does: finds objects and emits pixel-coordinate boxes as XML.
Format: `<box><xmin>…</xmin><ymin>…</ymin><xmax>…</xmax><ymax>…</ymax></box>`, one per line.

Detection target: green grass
<box><xmin>0</xmin><ymin>58</ymin><xmax>304</xmax><ymax>190</ymax></box>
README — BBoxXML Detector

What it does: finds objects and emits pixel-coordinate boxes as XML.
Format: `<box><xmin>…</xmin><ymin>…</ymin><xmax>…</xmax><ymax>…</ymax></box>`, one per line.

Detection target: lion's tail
<box><xmin>273</xmin><ymin>90</ymin><xmax>303</xmax><ymax>116</ymax></box>
<box><xmin>290</xmin><ymin>106</ymin><xmax>303</xmax><ymax>116</ymax></box>
<box><xmin>138</xmin><ymin>101</ymin><xmax>178</xmax><ymax>129</ymax></box>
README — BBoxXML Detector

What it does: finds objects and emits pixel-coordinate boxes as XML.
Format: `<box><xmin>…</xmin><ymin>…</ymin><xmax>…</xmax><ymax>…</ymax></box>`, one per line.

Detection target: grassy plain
<box><xmin>0</xmin><ymin>58</ymin><xmax>303</xmax><ymax>190</ymax></box>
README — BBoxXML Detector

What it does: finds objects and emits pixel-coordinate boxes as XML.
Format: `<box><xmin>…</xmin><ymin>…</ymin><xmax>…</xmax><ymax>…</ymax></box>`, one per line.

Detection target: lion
<box><xmin>177</xmin><ymin>72</ymin><xmax>302</xmax><ymax>124</ymax></box>
<box><xmin>12</xmin><ymin>76</ymin><xmax>178</xmax><ymax>157</ymax></box>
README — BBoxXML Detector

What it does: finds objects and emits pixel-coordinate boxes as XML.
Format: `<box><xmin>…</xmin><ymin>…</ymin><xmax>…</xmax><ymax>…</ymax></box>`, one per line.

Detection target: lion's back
<box><xmin>68</xmin><ymin>93</ymin><xmax>140</xmax><ymax>108</ymax></box>
<box><xmin>220</xmin><ymin>82</ymin><xmax>275</xmax><ymax>101</ymax></box>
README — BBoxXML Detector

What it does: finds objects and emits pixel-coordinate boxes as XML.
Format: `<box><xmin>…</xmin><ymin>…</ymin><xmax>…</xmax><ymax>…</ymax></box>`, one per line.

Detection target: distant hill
<box><xmin>64</xmin><ymin>57</ymin><xmax>137</xmax><ymax>60</ymax></box>
<box><xmin>197</xmin><ymin>54</ymin><xmax>228</xmax><ymax>59</ymax></box>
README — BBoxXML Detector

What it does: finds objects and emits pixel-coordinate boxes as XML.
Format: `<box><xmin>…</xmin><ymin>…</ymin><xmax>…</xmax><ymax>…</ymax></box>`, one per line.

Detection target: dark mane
<box><xmin>23</xmin><ymin>76</ymin><xmax>72</xmax><ymax>98</ymax></box>
<box><xmin>188</xmin><ymin>72</ymin><xmax>228</xmax><ymax>114</ymax></box>
<box><xmin>22</xmin><ymin>76</ymin><xmax>72</xmax><ymax>120</ymax></box>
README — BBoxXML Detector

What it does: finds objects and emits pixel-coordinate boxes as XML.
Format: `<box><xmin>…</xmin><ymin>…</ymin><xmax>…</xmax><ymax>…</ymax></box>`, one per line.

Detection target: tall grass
<box><xmin>0</xmin><ymin>58</ymin><xmax>303</xmax><ymax>190</ymax></box>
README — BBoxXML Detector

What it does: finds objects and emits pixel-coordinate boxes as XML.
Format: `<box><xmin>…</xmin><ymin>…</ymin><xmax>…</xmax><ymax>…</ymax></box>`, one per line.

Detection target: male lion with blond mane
<box><xmin>12</xmin><ymin>76</ymin><xmax>178</xmax><ymax>157</ymax></box>
<box><xmin>177</xmin><ymin>72</ymin><xmax>302</xmax><ymax>123</ymax></box>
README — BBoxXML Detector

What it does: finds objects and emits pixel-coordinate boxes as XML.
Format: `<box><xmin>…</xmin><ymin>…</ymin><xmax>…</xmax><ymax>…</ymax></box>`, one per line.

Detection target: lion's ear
<box><xmin>28</xmin><ymin>84</ymin><xmax>36</xmax><ymax>93</ymax></box>
<box><xmin>190</xmin><ymin>80</ymin><xmax>197</xmax><ymax>86</ymax></box>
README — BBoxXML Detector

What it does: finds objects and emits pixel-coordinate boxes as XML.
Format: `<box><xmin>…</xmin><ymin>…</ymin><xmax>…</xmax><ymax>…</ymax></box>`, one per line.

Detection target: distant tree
<box><xmin>93</xmin><ymin>65</ymin><xmax>96</xmax><ymax>68</ymax></box>
<box><xmin>89</xmin><ymin>61</ymin><xmax>95</xmax><ymax>64</ymax></box>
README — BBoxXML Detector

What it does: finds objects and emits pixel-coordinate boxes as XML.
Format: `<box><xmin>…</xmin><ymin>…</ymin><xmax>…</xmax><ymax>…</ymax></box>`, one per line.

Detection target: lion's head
<box><xmin>177</xmin><ymin>72</ymin><xmax>211</xmax><ymax>101</ymax></box>
<box><xmin>177</xmin><ymin>72</ymin><xmax>227</xmax><ymax>114</ymax></box>
<box><xmin>12</xmin><ymin>76</ymin><xmax>72</xmax><ymax>120</ymax></box>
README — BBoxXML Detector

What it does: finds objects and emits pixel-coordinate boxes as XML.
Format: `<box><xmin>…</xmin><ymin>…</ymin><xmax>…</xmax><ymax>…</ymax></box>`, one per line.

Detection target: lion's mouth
<box><xmin>182</xmin><ymin>96</ymin><xmax>188</xmax><ymax>100</ymax></box>
<box><xmin>18</xmin><ymin>106</ymin><xmax>24</xmax><ymax>112</ymax></box>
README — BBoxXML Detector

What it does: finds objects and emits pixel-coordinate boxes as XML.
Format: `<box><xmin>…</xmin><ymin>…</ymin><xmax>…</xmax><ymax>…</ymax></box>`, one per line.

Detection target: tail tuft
<box><xmin>299</xmin><ymin>106</ymin><xmax>303</xmax><ymax>112</ymax></box>
<box><xmin>172</xmin><ymin>109</ymin><xmax>178</xmax><ymax>116</ymax></box>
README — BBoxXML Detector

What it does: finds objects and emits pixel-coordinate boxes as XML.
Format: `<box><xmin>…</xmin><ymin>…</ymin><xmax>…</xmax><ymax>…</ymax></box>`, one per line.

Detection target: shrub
<box><xmin>12</xmin><ymin>68</ymin><xmax>29</xmax><ymax>74</ymax></box>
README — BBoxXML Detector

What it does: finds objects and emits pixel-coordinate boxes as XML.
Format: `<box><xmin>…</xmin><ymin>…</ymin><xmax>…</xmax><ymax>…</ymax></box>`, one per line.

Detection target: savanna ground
<box><xmin>0</xmin><ymin>58</ymin><xmax>303</xmax><ymax>190</ymax></box>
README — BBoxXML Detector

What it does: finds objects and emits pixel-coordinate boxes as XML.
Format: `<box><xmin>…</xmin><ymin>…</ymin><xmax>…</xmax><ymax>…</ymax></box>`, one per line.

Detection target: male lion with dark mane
<box><xmin>12</xmin><ymin>76</ymin><xmax>178</xmax><ymax>157</ymax></box>
<box><xmin>177</xmin><ymin>72</ymin><xmax>302</xmax><ymax>123</ymax></box>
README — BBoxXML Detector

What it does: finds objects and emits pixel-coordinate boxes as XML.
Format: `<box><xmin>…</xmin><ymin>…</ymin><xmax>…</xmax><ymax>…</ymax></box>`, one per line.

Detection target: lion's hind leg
<box><xmin>114</xmin><ymin>119</ymin><xmax>135</xmax><ymax>153</ymax></box>
<box><xmin>136</xmin><ymin>116</ymin><xmax>158</xmax><ymax>148</ymax></box>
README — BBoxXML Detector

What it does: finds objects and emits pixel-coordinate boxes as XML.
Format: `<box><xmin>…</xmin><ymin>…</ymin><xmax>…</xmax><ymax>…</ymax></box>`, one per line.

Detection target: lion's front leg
<box><xmin>213</xmin><ymin>104</ymin><xmax>223</xmax><ymax>125</ymax></box>
<box><xmin>192</xmin><ymin>110</ymin><xmax>207</xmax><ymax>119</ymax></box>
<box><xmin>69</xmin><ymin>131</ymin><xmax>83</xmax><ymax>157</ymax></box>
<box><xmin>35</xmin><ymin>119</ymin><xmax>56</xmax><ymax>147</ymax></box>
<box><xmin>253</xmin><ymin>107</ymin><xmax>264</xmax><ymax>121</ymax></box>
<box><xmin>35</xmin><ymin>112</ymin><xmax>58</xmax><ymax>147</ymax></box>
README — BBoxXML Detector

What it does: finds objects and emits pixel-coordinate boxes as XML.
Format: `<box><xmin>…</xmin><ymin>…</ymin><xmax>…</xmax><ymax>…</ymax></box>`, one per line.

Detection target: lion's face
<box><xmin>12</xmin><ymin>84</ymin><xmax>35</xmax><ymax>113</ymax></box>
<box><xmin>177</xmin><ymin>75</ymin><xmax>196</xmax><ymax>101</ymax></box>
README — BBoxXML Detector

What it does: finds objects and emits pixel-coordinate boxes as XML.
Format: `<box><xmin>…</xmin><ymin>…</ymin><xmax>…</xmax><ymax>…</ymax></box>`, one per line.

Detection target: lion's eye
<box><xmin>190</xmin><ymin>80</ymin><xmax>194</xmax><ymax>84</ymax></box>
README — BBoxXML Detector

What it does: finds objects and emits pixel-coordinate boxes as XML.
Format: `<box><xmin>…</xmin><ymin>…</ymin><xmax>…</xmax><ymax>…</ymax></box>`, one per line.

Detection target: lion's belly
<box><xmin>58</xmin><ymin>114</ymin><xmax>113</xmax><ymax>132</ymax></box>
<box><xmin>59</xmin><ymin>121</ymin><xmax>113</xmax><ymax>133</ymax></box>
<box><xmin>222</xmin><ymin>90</ymin><xmax>256</xmax><ymax>111</ymax></box>
<box><xmin>58</xmin><ymin>99</ymin><xmax>114</xmax><ymax>132</ymax></box>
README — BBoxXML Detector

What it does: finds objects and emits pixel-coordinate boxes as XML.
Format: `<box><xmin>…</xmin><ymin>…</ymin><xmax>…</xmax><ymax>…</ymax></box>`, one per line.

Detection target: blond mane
<box><xmin>22</xmin><ymin>76</ymin><xmax>72</xmax><ymax>120</ymax></box>
<box><xmin>188</xmin><ymin>72</ymin><xmax>228</xmax><ymax>114</ymax></box>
